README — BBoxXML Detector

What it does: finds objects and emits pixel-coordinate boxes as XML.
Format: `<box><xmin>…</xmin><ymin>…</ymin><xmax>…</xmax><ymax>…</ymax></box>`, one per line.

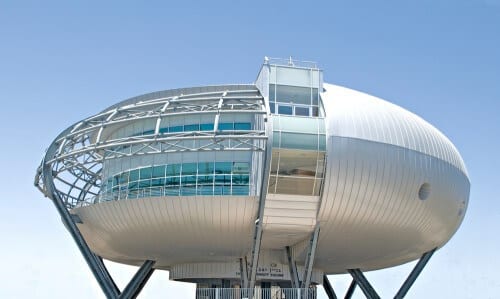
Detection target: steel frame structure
<box><xmin>34</xmin><ymin>84</ymin><xmax>440</xmax><ymax>298</ymax></box>
<box><xmin>34</xmin><ymin>87</ymin><xmax>270</xmax><ymax>298</ymax></box>
<box><xmin>321</xmin><ymin>248</ymin><xmax>436</xmax><ymax>299</ymax></box>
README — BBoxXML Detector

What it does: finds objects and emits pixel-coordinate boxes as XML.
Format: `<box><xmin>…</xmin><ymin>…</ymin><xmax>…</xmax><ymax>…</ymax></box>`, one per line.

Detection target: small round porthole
<box><xmin>418</xmin><ymin>183</ymin><xmax>431</xmax><ymax>200</ymax></box>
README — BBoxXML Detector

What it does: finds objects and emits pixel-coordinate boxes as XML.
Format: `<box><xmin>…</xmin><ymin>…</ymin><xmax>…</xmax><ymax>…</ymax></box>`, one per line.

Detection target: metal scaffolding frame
<box><xmin>34</xmin><ymin>86</ymin><xmax>269</xmax><ymax>298</ymax></box>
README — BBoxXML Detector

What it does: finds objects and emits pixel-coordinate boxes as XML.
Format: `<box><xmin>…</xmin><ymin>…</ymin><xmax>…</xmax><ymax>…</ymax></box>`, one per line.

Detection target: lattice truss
<box><xmin>35</xmin><ymin>88</ymin><xmax>267</xmax><ymax>209</ymax></box>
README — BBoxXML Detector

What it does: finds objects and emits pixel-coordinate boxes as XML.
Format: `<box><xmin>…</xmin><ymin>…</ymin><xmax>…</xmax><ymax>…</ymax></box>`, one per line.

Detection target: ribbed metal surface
<box><xmin>314</xmin><ymin>84</ymin><xmax>470</xmax><ymax>273</ymax></box>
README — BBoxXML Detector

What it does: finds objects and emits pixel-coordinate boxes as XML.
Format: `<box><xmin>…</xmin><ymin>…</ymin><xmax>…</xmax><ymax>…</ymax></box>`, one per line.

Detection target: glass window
<box><xmin>152</xmin><ymin>165</ymin><xmax>165</xmax><ymax>178</ymax></box>
<box><xmin>275</xmin><ymin>176</ymin><xmax>314</xmax><ymax>196</ymax></box>
<box><xmin>234</xmin><ymin>122</ymin><xmax>251</xmax><ymax>130</ymax></box>
<box><xmin>184</xmin><ymin>124</ymin><xmax>200</xmax><ymax>131</ymax></box>
<box><xmin>232</xmin><ymin>185</ymin><xmax>249</xmax><ymax>195</ymax></box>
<box><xmin>200</xmin><ymin>123</ymin><xmax>214</xmax><ymax>131</ymax></box>
<box><xmin>119</xmin><ymin>172</ymin><xmax>129</xmax><ymax>184</ymax></box>
<box><xmin>182</xmin><ymin>163</ymin><xmax>197</xmax><ymax>175</ymax></box>
<box><xmin>166</xmin><ymin>176</ymin><xmax>180</xmax><ymax>186</ymax></box>
<box><xmin>139</xmin><ymin>179</ymin><xmax>151</xmax><ymax>188</ymax></box>
<box><xmin>270</xmin><ymin>103</ymin><xmax>275</xmax><ymax>113</ymax></box>
<box><xmin>233</xmin><ymin>162</ymin><xmax>249</xmax><ymax>174</ymax></box>
<box><xmin>215</xmin><ymin>162</ymin><xmax>232</xmax><ymax>174</ymax></box>
<box><xmin>197</xmin><ymin>185</ymin><xmax>214</xmax><ymax>195</ymax></box>
<box><xmin>165</xmin><ymin>187</ymin><xmax>179</xmax><ymax>196</ymax></box>
<box><xmin>269</xmin><ymin>84</ymin><xmax>276</xmax><ymax>102</ymax></box>
<box><xmin>197</xmin><ymin>175</ymin><xmax>214</xmax><ymax>185</ymax></box>
<box><xmin>276</xmin><ymin>85</ymin><xmax>311</xmax><ymax>105</ymax></box>
<box><xmin>166</xmin><ymin>164</ymin><xmax>180</xmax><ymax>176</ymax></box>
<box><xmin>159</xmin><ymin>127</ymin><xmax>169</xmax><ymax>134</ymax></box>
<box><xmin>215</xmin><ymin>175</ymin><xmax>231</xmax><ymax>184</ymax></box>
<box><xmin>181</xmin><ymin>175</ymin><xmax>196</xmax><ymax>185</ymax></box>
<box><xmin>295</xmin><ymin>107</ymin><xmax>310</xmax><ymax>116</ymax></box>
<box><xmin>140</xmin><ymin>167</ymin><xmax>152</xmax><ymax>180</ymax></box>
<box><xmin>232</xmin><ymin>174</ymin><xmax>249</xmax><ymax>185</ymax></box>
<box><xmin>169</xmin><ymin>125</ymin><xmax>183</xmax><ymax>133</ymax></box>
<box><xmin>181</xmin><ymin>187</ymin><xmax>196</xmax><ymax>196</ymax></box>
<box><xmin>151</xmin><ymin>178</ymin><xmax>165</xmax><ymax>187</ymax></box>
<box><xmin>198</xmin><ymin>162</ymin><xmax>214</xmax><ymax>175</ymax></box>
<box><xmin>218</xmin><ymin>123</ymin><xmax>233</xmax><ymax>131</ymax></box>
<box><xmin>278</xmin><ymin>105</ymin><xmax>293</xmax><ymax>115</ymax></box>
<box><xmin>280</xmin><ymin>132</ymin><xmax>318</xmax><ymax>150</ymax></box>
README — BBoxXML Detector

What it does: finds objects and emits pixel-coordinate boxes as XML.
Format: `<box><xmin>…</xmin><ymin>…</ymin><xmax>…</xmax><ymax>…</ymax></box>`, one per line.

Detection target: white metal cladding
<box><xmin>322</xmin><ymin>84</ymin><xmax>467</xmax><ymax>175</ymax></box>
<box><xmin>314</xmin><ymin>84</ymin><xmax>470</xmax><ymax>273</ymax></box>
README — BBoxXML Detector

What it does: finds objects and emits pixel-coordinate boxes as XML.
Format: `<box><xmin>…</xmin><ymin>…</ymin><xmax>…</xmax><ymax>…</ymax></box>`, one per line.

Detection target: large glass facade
<box><xmin>268</xmin><ymin>115</ymin><xmax>326</xmax><ymax>196</ymax></box>
<box><xmin>99</xmin><ymin>161</ymin><xmax>250</xmax><ymax>201</ymax></box>
<box><xmin>132</xmin><ymin>122</ymin><xmax>252</xmax><ymax>136</ymax></box>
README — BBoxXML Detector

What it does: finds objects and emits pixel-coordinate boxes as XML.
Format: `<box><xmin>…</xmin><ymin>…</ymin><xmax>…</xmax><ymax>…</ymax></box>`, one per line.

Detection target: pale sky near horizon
<box><xmin>1</xmin><ymin>1</ymin><xmax>499</xmax><ymax>298</ymax></box>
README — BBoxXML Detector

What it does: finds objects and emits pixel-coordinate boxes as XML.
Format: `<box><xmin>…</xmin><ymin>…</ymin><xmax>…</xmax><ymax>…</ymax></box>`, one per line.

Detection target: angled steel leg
<box><xmin>322</xmin><ymin>274</ymin><xmax>337</xmax><ymax>299</ymax></box>
<box><xmin>348</xmin><ymin>269</ymin><xmax>380</xmax><ymax>299</ymax></box>
<box><xmin>240</xmin><ymin>257</ymin><xmax>249</xmax><ymax>287</ymax></box>
<box><xmin>394</xmin><ymin>248</ymin><xmax>436</xmax><ymax>299</ymax></box>
<box><xmin>344</xmin><ymin>279</ymin><xmax>357</xmax><ymax>299</ymax></box>
<box><xmin>286</xmin><ymin>246</ymin><xmax>300</xmax><ymax>288</ymax></box>
<box><xmin>119</xmin><ymin>260</ymin><xmax>156</xmax><ymax>299</ymax></box>
<box><xmin>301</xmin><ymin>224</ymin><xmax>320</xmax><ymax>288</ymax></box>
<box><xmin>43</xmin><ymin>165</ymin><xmax>120</xmax><ymax>298</ymax></box>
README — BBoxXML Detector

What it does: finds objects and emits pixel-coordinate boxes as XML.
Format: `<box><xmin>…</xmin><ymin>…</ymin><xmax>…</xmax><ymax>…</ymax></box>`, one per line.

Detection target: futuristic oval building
<box><xmin>35</xmin><ymin>58</ymin><xmax>470</xmax><ymax>299</ymax></box>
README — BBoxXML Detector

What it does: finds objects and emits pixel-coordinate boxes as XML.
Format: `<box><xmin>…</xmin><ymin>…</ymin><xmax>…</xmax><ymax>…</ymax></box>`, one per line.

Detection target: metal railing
<box><xmin>196</xmin><ymin>288</ymin><xmax>316</xmax><ymax>299</ymax></box>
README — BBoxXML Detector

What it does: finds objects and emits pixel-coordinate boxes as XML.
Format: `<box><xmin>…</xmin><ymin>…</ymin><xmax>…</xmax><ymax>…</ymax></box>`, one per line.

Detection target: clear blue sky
<box><xmin>0</xmin><ymin>1</ymin><xmax>499</xmax><ymax>298</ymax></box>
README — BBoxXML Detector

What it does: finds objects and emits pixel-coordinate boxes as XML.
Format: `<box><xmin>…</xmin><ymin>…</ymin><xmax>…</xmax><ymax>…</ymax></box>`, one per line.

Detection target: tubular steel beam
<box><xmin>348</xmin><ymin>269</ymin><xmax>380</xmax><ymax>299</ymax></box>
<box><xmin>43</xmin><ymin>165</ymin><xmax>120</xmax><ymax>299</ymax></box>
<box><xmin>394</xmin><ymin>248</ymin><xmax>436</xmax><ymax>299</ymax></box>
<box><xmin>239</xmin><ymin>258</ymin><xmax>249</xmax><ymax>288</ymax></box>
<box><xmin>322</xmin><ymin>274</ymin><xmax>337</xmax><ymax>299</ymax></box>
<box><xmin>302</xmin><ymin>224</ymin><xmax>320</xmax><ymax>288</ymax></box>
<box><xmin>286</xmin><ymin>246</ymin><xmax>300</xmax><ymax>288</ymax></box>
<box><xmin>344</xmin><ymin>279</ymin><xmax>357</xmax><ymax>299</ymax></box>
<box><xmin>248</xmin><ymin>115</ymin><xmax>273</xmax><ymax>290</ymax></box>
<box><xmin>119</xmin><ymin>260</ymin><xmax>156</xmax><ymax>299</ymax></box>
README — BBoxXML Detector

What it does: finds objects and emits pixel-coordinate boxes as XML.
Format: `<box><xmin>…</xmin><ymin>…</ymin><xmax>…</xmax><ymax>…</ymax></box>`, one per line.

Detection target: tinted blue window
<box><xmin>181</xmin><ymin>187</ymin><xmax>196</xmax><ymax>196</ymax></box>
<box><xmin>197</xmin><ymin>175</ymin><xmax>213</xmax><ymax>185</ymax></box>
<box><xmin>159</xmin><ymin>127</ymin><xmax>169</xmax><ymax>134</ymax></box>
<box><xmin>139</xmin><ymin>180</ymin><xmax>151</xmax><ymax>188</ymax></box>
<box><xmin>270</xmin><ymin>104</ymin><xmax>275</xmax><ymax>113</ymax></box>
<box><xmin>182</xmin><ymin>163</ymin><xmax>197</xmax><ymax>175</ymax></box>
<box><xmin>152</xmin><ymin>166</ymin><xmax>165</xmax><ymax>178</ymax></box>
<box><xmin>165</xmin><ymin>187</ymin><xmax>179</xmax><ymax>196</ymax></box>
<box><xmin>197</xmin><ymin>185</ymin><xmax>213</xmax><ymax>195</ymax></box>
<box><xmin>278</xmin><ymin>105</ymin><xmax>293</xmax><ymax>115</ymax></box>
<box><xmin>234</xmin><ymin>123</ymin><xmax>251</xmax><ymax>130</ymax></box>
<box><xmin>198</xmin><ymin>162</ymin><xmax>214</xmax><ymax>175</ymax></box>
<box><xmin>200</xmin><ymin>123</ymin><xmax>214</xmax><ymax>131</ymax></box>
<box><xmin>140</xmin><ymin>167</ymin><xmax>152</xmax><ymax>179</ymax></box>
<box><xmin>166</xmin><ymin>164</ymin><xmax>180</xmax><ymax>176</ymax></box>
<box><xmin>182</xmin><ymin>175</ymin><xmax>196</xmax><ymax>185</ymax></box>
<box><xmin>232</xmin><ymin>185</ymin><xmax>249</xmax><ymax>195</ymax></box>
<box><xmin>129</xmin><ymin>169</ymin><xmax>139</xmax><ymax>181</ymax></box>
<box><xmin>143</xmin><ymin>129</ymin><xmax>155</xmax><ymax>135</ymax></box>
<box><xmin>219</xmin><ymin>123</ymin><xmax>233</xmax><ymax>130</ymax></box>
<box><xmin>151</xmin><ymin>178</ymin><xmax>165</xmax><ymax>187</ymax></box>
<box><xmin>166</xmin><ymin>176</ymin><xmax>180</xmax><ymax>186</ymax></box>
<box><xmin>184</xmin><ymin>124</ymin><xmax>199</xmax><ymax>131</ymax></box>
<box><xmin>215</xmin><ymin>175</ymin><xmax>231</xmax><ymax>184</ymax></box>
<box><xmin>169</xmin><ymin>126</ymin><xmax>183</xmax><ymax>133</ymax></box>
<box><xmin>215</xmin><ymin>162</ymin><xmax>232</xmax><ymax>174</ymax></box>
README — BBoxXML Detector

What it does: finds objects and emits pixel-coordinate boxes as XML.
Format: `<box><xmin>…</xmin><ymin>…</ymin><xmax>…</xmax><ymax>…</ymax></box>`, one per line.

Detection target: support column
<box><xmin>119</xmin><ymin>260</ymin><xmax>156</xmax><ymax>299</ymax></box>
<box><xmin>239</xmin><ymin>258</ymin><xmax>248</xmax><ymax>288</ymax></box>
<box><xmin>322</xmin><ymin>274</ymin><xmax>337</xmax><ymax>299</ymax></box>
<box><xmin>344</xmin><ymin>280</ymin><xmax>357</xmax><ymax>299</ymax></box>
<box><xmin>347</xmin><ymin>269</ymin><xmax>380</xmax><ymax>299</ymax></box>
<box><xmin>301</xmin><ymin>224</ymin><xmax>320</xmax><ymax>288</ymax></box>
<box><xmin>286</xmin><ymin>246</ymin><xmax>300</xmax><ymax>288</ymax></box>
<box><xmin>394</xmin><ymin>248</ymin><xmax>436</xmax><ymax>299</ymax></box>
<box><xmin>43</xmin><ymin>165</ymin><xmax>120</xmax><ymax>299</ymax></box>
